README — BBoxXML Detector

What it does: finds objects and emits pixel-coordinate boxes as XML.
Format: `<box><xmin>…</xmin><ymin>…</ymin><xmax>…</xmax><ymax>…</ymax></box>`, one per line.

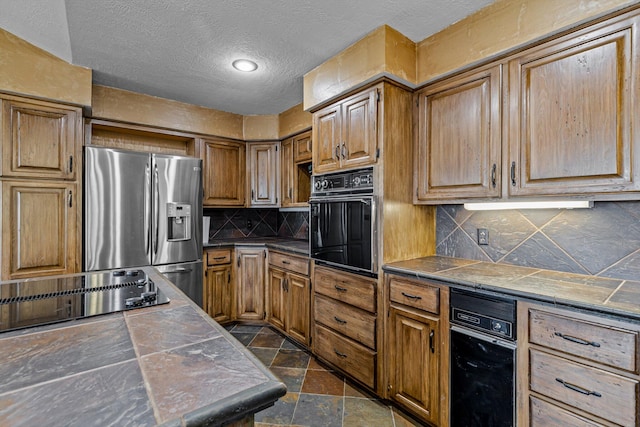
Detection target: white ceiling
<box><xmin>0</xmin><ymin>0</ymin><xmax>494</xmax><ymax>115</ymax></box>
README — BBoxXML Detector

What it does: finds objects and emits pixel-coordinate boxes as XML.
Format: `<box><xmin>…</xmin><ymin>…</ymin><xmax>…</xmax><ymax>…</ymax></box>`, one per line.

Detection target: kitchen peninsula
<box><xmin>0</xmin><ymin>267</ymin><xmax>286</xmax><ymax>427</ymax></box>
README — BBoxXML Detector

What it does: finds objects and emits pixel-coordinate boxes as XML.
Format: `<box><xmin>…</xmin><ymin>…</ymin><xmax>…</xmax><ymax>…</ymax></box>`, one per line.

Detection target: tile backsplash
<box><xmin>204</xmin><ymin>208</ymin><xmax>309</xmax><ymax>241</ymax></box>
<box><xmin>436</xmin><ymin>201</ymin><xmax>640</xmax><ymax>280</ymax></box>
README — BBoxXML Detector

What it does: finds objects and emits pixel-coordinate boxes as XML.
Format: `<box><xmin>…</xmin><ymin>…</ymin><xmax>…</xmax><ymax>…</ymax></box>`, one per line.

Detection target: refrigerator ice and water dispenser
<box><xmin>167</xmin><ymin>202</ymin><xmax>191</xmax><ymax>241</ymax></box>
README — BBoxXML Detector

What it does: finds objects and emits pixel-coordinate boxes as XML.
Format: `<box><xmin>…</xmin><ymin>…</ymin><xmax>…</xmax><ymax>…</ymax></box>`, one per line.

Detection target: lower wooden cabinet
<box><xmin>203</xmin><ymin>248</ymin><xmax>233</xmax><ymax>323</ymax></box>
<box><xmin>1</xmin><ymin>180</ymin><xmax>79</xmax><ymax>280</ymax></box>
<box><xmin>312</xmin><ymin>265</ymin><xmax>378</xmax><ymax>390</ymax></box>
<box><xmin>267</xmin><ymin>251</ymin><xmax>310</xmax><ymax>345</ymax></box>
<box><xmin>236</xmin><ymin>247</ymin><xmax>266</xmax><ymax>320</ymax></box>
<box><xmin>385</xmin><ymin>274</ymin><xmax>449</xmax><ymax>427</ymax></box>
<box><xmin>518</xmin><ymin>302</ymin><xmax>640</xmax><ymax>427</ymax></box>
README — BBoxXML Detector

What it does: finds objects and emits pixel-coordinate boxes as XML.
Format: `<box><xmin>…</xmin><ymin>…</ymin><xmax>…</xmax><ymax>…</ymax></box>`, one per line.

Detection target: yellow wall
<box><xmin>0</xmin><ymin>27</ymin><xmax>91</xmax><ymax>106</ymax></box>
<box><xmin>279</xmin><ymin>103</ymin><xmax>312</xmax><ymax>138</ymax></box>
<box><xmin>243</xmin><ymin>115</ymin><xmax>279</xmax><ymax>140</ymax></box>
<box><xmin>417</xmin><ymin>0</ymin><xmax>637</xmax><ymax>84</ymax></box>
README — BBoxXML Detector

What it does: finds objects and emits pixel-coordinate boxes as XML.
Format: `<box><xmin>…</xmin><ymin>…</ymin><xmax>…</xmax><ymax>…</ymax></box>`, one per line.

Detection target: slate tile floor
<box><xmin>226</xmin><ymin>323</ymin><xmax>425</xmax><ymax>427</ymax></box>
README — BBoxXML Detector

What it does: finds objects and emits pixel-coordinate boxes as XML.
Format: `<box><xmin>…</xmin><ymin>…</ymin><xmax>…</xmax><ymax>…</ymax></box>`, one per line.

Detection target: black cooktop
<box><xmin>0</xmin><ymin>269</ymin><xmax>169</xmax><ymax>332</ymax></box>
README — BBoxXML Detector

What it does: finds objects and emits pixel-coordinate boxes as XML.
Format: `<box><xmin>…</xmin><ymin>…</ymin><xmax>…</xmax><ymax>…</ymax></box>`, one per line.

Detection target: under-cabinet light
<box><xmin>463</xmin><ymin>201</ymin><xmax>593</xmax><ymax>211</ymax></box>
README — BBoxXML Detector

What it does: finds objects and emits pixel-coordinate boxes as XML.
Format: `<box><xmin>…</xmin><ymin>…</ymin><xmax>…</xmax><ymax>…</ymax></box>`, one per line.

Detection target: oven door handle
<box><xmin>309</xmin><ymin>197</ymin><xmax>372</xmax><ymax>205</ymax></box>
<box><xmin>451</xmin><ymin>325</ymin><xmax>516</xmax><ymax>349</ymax></box>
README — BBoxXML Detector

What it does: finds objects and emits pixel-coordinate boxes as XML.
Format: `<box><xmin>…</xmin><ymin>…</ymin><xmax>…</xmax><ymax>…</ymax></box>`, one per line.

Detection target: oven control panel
<box><xmin>312</xmin><ymin>167</ymin><xmax>374</xmax><ymax>195</ymax></box>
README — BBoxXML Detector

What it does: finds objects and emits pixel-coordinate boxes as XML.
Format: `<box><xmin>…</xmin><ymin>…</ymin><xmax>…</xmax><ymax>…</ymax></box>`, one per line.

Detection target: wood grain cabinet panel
<box><xmin>508</xmin><ymin>15</ymin><xmax>640</xmax><ymax>196</ymax></box>
<box><xmin>314</xmin><ymin>294</ymin><xmax>376</xmax><ymax>349</ymax></box>
<box><xmin>281</xmin><ymin>130</ymin><xmax>312</xmax><ymax>208</ymax></box>
<box><xmin>236</xmin><ymin>248</ymin><xmax>266</xmax><ymax>320</ymax></box>
<box><xmin>1</xmin><ymin>97</ymin><xmax>80</xmax><ymax>180</ymax></box>
<box><xmin>266</xmin><ymin>251</ymin><xmax>310</xmax><ymax>345</ymax></box>
<box><xmin>415</xmin><ymin>65</ymin><xmax>502</xmax><ymax>202</ymax></box>
<box><xmin>247</xmin><ymin>142</ymin><xmax>279</xmax><ymax>207</ymax></box>
<box><xmin>312</xmin><ymin>87</ymin><xmax>378</xmax><ymax>174</ymax></box>
<box><xmin>313</xmin><ymin>265</ymin><xmax>376</xmax><ymax>313</ymax></box>
<box><xmin>1</xmin><ymin>180</ymin><xmax>78</xmax><ymax>279</ymax></box>
<box><xmin>201</xmin><ymin>138</ymin><xmax>245</xmax><ymax>207</ymax></box>
<box><xmin>203</xmin><ymin>248</ymin><xmax>233</xmax><ymax>323</ymax></box>
<box><xmin>530</xmin><ymin>396</ymin><xmax>606</xmax><ymax>427</ymax></box>
<box><xmin>293</xmin><ymin>131</ymin><xmax>312</xmax><ymax>163</ymax></box>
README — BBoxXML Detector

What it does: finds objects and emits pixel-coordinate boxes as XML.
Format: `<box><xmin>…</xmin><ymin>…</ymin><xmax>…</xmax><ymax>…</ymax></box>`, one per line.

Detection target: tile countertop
<box><xmin>0</xmin><ymin>267</ymin><xmax>286</xmax><ymax>427</ymax></box>
<box><xmin>383</xmin><ymin>256</ymin><xmax>640</xmax><ymax>321</ymax></box>
<box><xmin>204</xmin><ymin>238</ymin><xmax>309</xmax><ymax>256</ymax></box>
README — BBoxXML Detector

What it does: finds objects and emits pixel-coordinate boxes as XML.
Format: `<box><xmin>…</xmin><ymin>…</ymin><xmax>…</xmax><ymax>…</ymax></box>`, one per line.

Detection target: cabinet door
<box><xmin>1</xmin><ymin>97</ymin><xmax>80</xmax><ymax>180</ymax></box>
<box><xmin>312</xmin><ymin>104</ymin><xmax>341</xmax><ymax>174</ymax></box>
<box><xmin>236</xmin><ymin>248</ymin><xmax>265</xmax><ymax>320</ymax></box>
<box><xmin>201</xmin><ymin>139</ymin><xmax>245</xmax><ymax>207</ymax></box>
<box><xmin>508</xmin><ymin>17</ymin><xmax>639</xmax><ymax>195</ymax></box>
<box><xmin>388</xmin><ymin>307</ymin><xmax>439</xmax><ymax>424</ymax></box>
<box><xmin>416</xmin><ymin>66</ymin><xmax>502</xmax><ymax>201</ymax></box>
<box><xmin>293</xmin><ymin>130</ymin><xmax>312</xmax><ymax>163</ymax></box>
<box><xmin>287</xmin><ymin>272</ymin><xmax>310</xmax><ymax>345</ymax></box>
<box><xmin>341</xmin><ymin>88</ymin><xmax>378</xmax><ymax>169</ymax></box>
<box><xmin>2</xmin><ymin>180</ymin><xmax>78</xmax><ymax>280</ymax></box>
<box><xmin>267</xmin><ymin>267</ymin><xmax>287</xmax><ymax>331</ymax></box>
<box><xmin>280</xmin><ymin>138</ymin><xmax>294</xmax><ymax>207</ymax></box>
<box><xmin>248</xmin><ymin>142</ymin><xmax>279</xmax><ymax>206</ymax></box>
<box><xmin>204</xmin><ymin>264</ymin><xmax>233</xmax><ymax>323</ymax></box>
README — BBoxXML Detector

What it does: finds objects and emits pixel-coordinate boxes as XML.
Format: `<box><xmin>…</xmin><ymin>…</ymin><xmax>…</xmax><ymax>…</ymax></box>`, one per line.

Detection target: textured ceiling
<box><xmin>0</xmin><ymin>0</ymin><xmax>494</xmax><ymax>115</ymax></box>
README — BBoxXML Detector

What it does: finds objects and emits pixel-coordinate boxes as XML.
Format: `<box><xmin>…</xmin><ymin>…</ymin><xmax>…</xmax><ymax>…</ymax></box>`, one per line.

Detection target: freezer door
<box><xmin>152</xmin><ymin>154</ymin><xmax>202</xmax><ymax>265</ymax></box>
<box><xmin>156</xmin><ymin>261</ymin><xmax>203</xmax><ymax>307</ymax></box>
<box><xmin>84</xmin><ymin>147</ymin><xmax>152</xmax><ymax>271</ymax></box>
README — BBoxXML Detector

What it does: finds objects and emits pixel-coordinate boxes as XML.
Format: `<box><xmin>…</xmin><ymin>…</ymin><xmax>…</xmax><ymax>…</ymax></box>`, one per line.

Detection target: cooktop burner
<box><xmin>0</xmin><ymin>269</ymin><xmax>170</xmax><ymax>332</ymax></box>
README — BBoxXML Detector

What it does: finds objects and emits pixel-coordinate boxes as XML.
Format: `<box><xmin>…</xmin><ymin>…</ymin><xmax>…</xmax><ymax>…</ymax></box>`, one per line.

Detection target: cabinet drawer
<box><xmin>206</xmin><ymin>249</ymin><xmax>231</xmax><ymax>266</ymax></box>
<box><xmin>314</xmin><ymin>295</ymin><xmax>376</xmax><ymax>349</ymax></box>
<box><xmin>530</xmin><ymin>350</ymin><xmax>638</xmax><ymax>427</ymax></box>
<box><xmin>529</xmin><ymin>308</ymin><xmax>638</xmax><ymax>372</ymax></box>
<box><xmin>315</xmin><ymin>324</ymin><xmax>376</xmax><ymax>389</ymax></box>
<box><xmin>530</xmin><ymin>396</ymin><xmax>605</xmax><ymax>427</ymax></box>
<box><xmin>269</xmin><ymin>251</ymin><xmax>309</xmax><ymax>276</ymax></box>
<box><xmin>314</xmin><ymin>267</ymin><xmax>376</xmax><ymax>313</ymax></box>
<box><xmin>389</xmin><ymin>277</ymin><xmax>439</xmax><ymax>314</ymax></box>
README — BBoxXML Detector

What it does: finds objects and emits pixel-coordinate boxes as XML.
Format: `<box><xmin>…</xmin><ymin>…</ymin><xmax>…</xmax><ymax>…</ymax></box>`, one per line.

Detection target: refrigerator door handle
<box><xmin>154</xmin><ymin>163</ymin><xmax>159</xmax><ymax>255</ymax></box>
<box><xmin>161</xmin><ymin>268</ymin><xmax>193</xmax><ymax>274</ymax></box>
<box><xmin>144</xmin><ymin>162</ymin><xmax>151</xmax><ymax>255</ymax></box>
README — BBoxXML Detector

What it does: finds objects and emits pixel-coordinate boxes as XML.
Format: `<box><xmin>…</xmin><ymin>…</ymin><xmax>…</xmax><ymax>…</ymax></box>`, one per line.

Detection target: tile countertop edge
<box><xmin>168</xmin><ymin>381</ymin><xmax>287</xmax><ymax>427</ymax></box>
<box><xmin>382</xmin><ymin>263</ymin><xmax>640</xmax><ymax>323</ymax></box>
<box><xmin>204</xmin><ymin>238</ymin><xmax>310</xmax><ymax>256</ymax></box>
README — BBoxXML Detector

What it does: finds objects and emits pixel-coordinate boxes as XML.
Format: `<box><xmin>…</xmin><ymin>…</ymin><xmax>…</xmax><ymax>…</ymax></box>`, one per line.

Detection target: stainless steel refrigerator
<box><xmin>84</xmin><ymin>146</ymin><xmax>204</xmax><ymax>306</ymax></box>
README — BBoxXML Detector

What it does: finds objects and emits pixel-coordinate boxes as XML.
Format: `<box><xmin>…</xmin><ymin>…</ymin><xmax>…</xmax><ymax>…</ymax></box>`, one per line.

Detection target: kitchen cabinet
<box><xmin>517</xmin><ymin>301</ymin><xmax>640</xmax><ymax>426</ymax></box>
<box><xmin>1</xmin><ymin>180</ymin><xmax>79</xmax><ymax>279</ymax></box>
<box><xmin>281</xmin><ymin>130</ymin><xmax>312</xmax><ymax>207</ymax></box>
<box><xmin>203</xmin><ymin>248</ymin><xmax>233</xmax><ymax>323</ymax></box>
<box><xmin>200</xmin><ymin>138</ymin><xmax>246</xmax><ymax>207</ymax></box>
<box><xmin>266</xmin><ymin>250</ymin><xmax>310</xmax><ymax>345</ymax></box>
<box><xmin>236</xmin><ymin>247</ymin><xmax>266</xmax><ymax>320</ymax></box>
<box><xmin>312</xmin><ymin>87</ymin><xmax>378</xmax><ymax>174</ymax></box>
<box><xmin>247</xmin><ymin>142</ymin><xmax>280</xmax><ymax>207</ymax></box>
<box><xmin>385</xmin><ymin>274</ymin><xmax>448</xmax><ymax>426</ymax></box>
<box><xmin>414</xmin><ymin>11</ymin><xmax>640</xmax><ymax>203</ymax></box>
<box><xmin>1</xmin><ymin>95</ymin><xmax>81</xmax><ymax>180</ymax></box>
<box><xmin>312</xmin><ymin>265</ymin><xmax>378</xmax><ymax>389</ymax></box>
<box><xmin>415</xmin><ymin>65</ymin><xmax>502</xmax><ymax>202</ymax></box>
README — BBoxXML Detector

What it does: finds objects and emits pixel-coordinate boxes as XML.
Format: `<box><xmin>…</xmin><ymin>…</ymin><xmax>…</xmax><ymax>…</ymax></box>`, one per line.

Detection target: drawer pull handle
<box><xmin>334</xmin><ymin>349</ymin><xmax>348</xmax><ymax>358</ymax></box>
<box><xmin>554</xmin><ymin>332</ymin><xmax>601</xmax><ymax>347</ymax></box>
<box><xmin>555</xmin><ymin>378</ymin><xmax>602</xmax><ymax>398</ymax></box>
<box><xmin>334</xmin><ymin>316</ymin><xmax>347</xmax><ymax>325</ymax></box>
<box><xmin>401</xmin><ymin>292</ymin><xmax>422</xmax><ymax>300</ymax></box>
<box><xmin>212</xmin><ymin>256</ymin><xmax>226</xmax><ymax>261</ymax></box>
<box><xmin>282</xmin><ymin>260</ymin><xmax>291</xmax><ymax>265</ymax></box>
<box><xmin>334</xmin><ymin>285</ymin><xmax>348</xmax><ymax>292</ymax></box>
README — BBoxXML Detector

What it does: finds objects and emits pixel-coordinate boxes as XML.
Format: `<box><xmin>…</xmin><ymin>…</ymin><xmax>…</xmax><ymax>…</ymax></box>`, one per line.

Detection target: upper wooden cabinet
<box><xmin>312</xmin><ymin>87</ymin><xmax>378</xmax><ymax>174</ymax></box>
<box><xmin>415</xmin><ymin>65</ymin><xmax>502</xmax><ymax>202</ymax></box>
<box><xmin>507</xmin><ymin>14</ymin><xmax>640</xmax><ymax>196</ymax></box>
<box><xmin>247</xmin><ymin>141</ymin><xmax>280</xmax><ymax>207</ymax></box>
<box><xmin>414</xmin><ymin>11</ymin><xmax>640</xmax><ymax>203</ymax></box>
<box><xmin>1</xmin><ymin>96</ymin><xmax>81</xmax><ymax>180</ymax></box>
<box><xmin>281</xmin><ymin>130</ymin><xmax>312</xmax><ymax>208</ymax></box>
<box><xmin>200</xmin><ymin>138</ymin><xmax>246</xmax><ymax>207</ymax></box>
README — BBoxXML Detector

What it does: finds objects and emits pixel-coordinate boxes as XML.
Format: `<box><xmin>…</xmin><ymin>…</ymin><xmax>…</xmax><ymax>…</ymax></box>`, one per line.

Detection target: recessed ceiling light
<box><xmin>232</xmin><ymin>59</ymin><xmax>258</xmax><ymax>72</ymax></box>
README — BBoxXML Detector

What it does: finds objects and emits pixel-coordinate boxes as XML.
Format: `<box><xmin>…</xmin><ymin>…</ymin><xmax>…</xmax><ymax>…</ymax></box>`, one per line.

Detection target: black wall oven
<box><xmin>310</xmin><ymin>168</ymin><xmax>377</xmax><ymax>275</ymax></box>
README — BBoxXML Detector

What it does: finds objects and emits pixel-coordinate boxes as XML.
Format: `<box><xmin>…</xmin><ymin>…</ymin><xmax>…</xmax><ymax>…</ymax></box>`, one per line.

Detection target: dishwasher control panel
<box><xmin>450</xmin><ymin>289</ymin><xmax>516</xmax><ymax>340</ymax></box>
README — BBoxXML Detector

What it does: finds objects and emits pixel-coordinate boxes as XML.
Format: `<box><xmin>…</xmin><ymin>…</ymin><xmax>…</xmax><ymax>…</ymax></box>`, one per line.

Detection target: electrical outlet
<box><xmin>477</xmin><ymin>228</ymin><xmax>489</xmax><ymax>245</ymax></box>
<box><xmin>247</xmin><ymin>219</ymin><xmax>252</xmax><ymax>229</ymax></box>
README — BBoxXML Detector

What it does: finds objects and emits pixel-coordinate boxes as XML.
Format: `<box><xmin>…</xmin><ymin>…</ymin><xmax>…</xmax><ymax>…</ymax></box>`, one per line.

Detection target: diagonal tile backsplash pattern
<box><xmin>204</xmin><ymin>208</ymin><xmax>309</xmax><ymax>241</ymax></box>
<box><xmin>436</xmin><ymin>201</ymin><xmax>640</xmax><ymax>280</ymax></box>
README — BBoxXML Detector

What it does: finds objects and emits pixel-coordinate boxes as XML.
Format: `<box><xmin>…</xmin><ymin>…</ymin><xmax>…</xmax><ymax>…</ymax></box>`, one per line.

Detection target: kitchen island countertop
<box><xmin>0</xmin><ymin>267</ymin><xmax>286</xmax><ymax>427</ymax></box>
<box><xmin>384</xmin><ymin>256</ymin><xmax>640</xmax><ymax>321</ymax></box>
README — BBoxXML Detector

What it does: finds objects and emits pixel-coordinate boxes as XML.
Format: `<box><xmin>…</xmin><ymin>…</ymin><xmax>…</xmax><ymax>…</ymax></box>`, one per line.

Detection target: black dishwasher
<box><xmin>450</xmin><ymin>288</ymin><xmax>517</xmax><ymax>427</ymax></box>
